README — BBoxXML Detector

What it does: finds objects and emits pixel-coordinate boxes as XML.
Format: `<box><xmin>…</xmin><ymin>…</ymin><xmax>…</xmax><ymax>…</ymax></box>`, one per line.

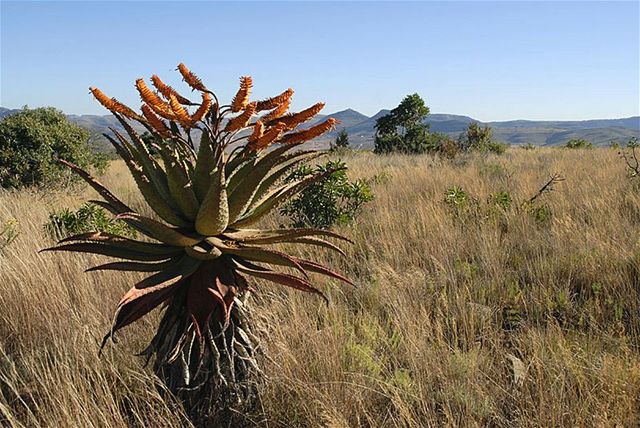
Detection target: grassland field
<box><xmin>0</xmin><ymin>148</ymin><xmax>639</xmax><ymax>427</ymax></box>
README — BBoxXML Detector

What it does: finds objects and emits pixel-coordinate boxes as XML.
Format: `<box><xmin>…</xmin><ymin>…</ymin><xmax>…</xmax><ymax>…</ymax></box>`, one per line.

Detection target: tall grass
<box><xmin>1</xmin><ymin>148</ymin><xmax>638</xmax><ymax>426</ymax></box>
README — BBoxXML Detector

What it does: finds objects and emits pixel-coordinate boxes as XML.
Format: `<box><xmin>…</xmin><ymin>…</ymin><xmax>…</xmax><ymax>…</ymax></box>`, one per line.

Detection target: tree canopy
<box><xmin>0</xmin><ymin>107</ymin><xmax>105</xmax><ymax>188</ymax></box>
<box><xmin>374</xmin><ymin>94</ymin><xmax>432</xmax><ymax>154</ymax></box>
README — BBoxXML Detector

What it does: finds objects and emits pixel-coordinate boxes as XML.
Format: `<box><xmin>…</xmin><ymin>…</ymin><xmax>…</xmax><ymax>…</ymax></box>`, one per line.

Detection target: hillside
<box><xmin>2</xmin><ymin>106</ymin><xmax>638</xmax><ymax>150</ymax></box>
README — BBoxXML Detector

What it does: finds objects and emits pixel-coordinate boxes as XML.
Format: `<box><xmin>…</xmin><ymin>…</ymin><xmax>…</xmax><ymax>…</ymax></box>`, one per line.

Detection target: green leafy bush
<box><xmin>280</xmin><ymin>160</ymin><xmax>373</xmax><ymax>228</ymax></box>
<box><xmin>0</xmin><ymin>218</ymin><xmax>19</xmax><ymax>252</ymax></box>
<box><xmin>459</xmin><ymin>123</ymin><xmax>508</xmax><ymax>154</ymax></box>
<box><xmin>45</xmin><ymin>203</ymin><xmax>136</xmax><ymax>240</ymax></box>
<box><xmin>565</xmin><ymin>138</ymin><xmax>593</xmax><ymax>149</ymax></box>
<box><xmin>0</xmin><ymin>107</ymin><xmax>106</xmax><ymax>189</ymax></box>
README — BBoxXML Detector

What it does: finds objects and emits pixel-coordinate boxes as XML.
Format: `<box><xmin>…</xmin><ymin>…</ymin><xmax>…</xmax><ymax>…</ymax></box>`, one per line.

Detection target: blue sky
<box><xmin>1</xmin><ymin>1</ymin><xmax>638</xmax><ymax>121</ymax></box>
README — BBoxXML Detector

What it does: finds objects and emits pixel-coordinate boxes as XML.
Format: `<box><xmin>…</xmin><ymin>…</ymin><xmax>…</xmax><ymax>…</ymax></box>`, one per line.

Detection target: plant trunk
<box><xmin>144</xmin><ymin>289</ymin><xmax>262</xmax><ymax>427</ymax></box>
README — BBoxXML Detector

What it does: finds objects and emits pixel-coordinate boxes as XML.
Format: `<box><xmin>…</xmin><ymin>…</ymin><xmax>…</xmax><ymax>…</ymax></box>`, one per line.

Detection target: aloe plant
<box><xmin>43</xmin><ymin>64</ymin><xmax>351</xmax><ymax>422</ymax></box>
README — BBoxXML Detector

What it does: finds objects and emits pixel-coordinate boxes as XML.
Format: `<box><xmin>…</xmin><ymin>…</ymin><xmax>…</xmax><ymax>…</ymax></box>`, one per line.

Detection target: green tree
<box><xmin>330</xmin><ymin>128</ymin><xmax>350</xmax><ymax>151</ymax></box>
<box><xmin>0</xmin><ymin>107</ymin><xmax>106</xmax><ymax>188</ymax></box>
<box><xmin>374</xmin><ymin>94</ymin><xmax>431</xmax><ymax>154</ymax></box>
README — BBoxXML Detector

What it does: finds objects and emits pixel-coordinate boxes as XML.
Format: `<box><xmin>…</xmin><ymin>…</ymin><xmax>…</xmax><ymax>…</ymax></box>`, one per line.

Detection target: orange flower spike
<box><xmin>168</xmin><ymin>94</ymin><xmax>193</xmax><ymax>128</ymax></box>
<box><xmin>251</xmin><ymin>122</ymin><xmax>287</xmax><ymax>151</ymax></box>
<box><xmin>135</xmin><ymin>79</ymin><xmax>167</xmax><ymax>109</ymax></box>
<box><xmin>141</xmin><ymin>104</ymin><xmax>171</xmax><ymax>138</ymax></box>
<box><xmin>151</xmin><ymin>74</ymin><xmax>192</xmax><ymax>105</ymax></box>
<box><xmin>89</xmin><ymin>87</ymin><xmax>140</xmax><ymax>120</ymax></box>
<box><xmin>190</xmin><ymin>93</ymin><xmax>212</xmax><ymax>125</ymax></box>
<box><xmin>177</xmin><ymin>63</ymin><xmax>206</xmax><ymax>92</ymax></box>
<box><xmin>224</xmin><ymin>102</ymin><xmax>257</xmax><ymax>132</ymax></box>
<box><xmin>282</xmin><ymin>118</ymin><xmax>339</xmax><ymax>145</ymax></box>
<box><xmin>278</xmin><ymin>102</ymin><xmax>325</xmax><ymax>130</ymax></box>
<box><xmin>255</xmin><ymin>88</ymin><xmax>294</xmax><ymax>111</ymax></box>
<box><xmin>261</xmin><ymin>96</ymin><xmax>292</xmax><ymax>123</ymax></box>
<box><xmin>248</xmin><ymin>120</ymin><xmax>264</xmax><ymax>142</ymax></box>
<box><xmin>231</xmin><ymin>76</ymin><xmax>253</xmax><ymax>112</ymax></box>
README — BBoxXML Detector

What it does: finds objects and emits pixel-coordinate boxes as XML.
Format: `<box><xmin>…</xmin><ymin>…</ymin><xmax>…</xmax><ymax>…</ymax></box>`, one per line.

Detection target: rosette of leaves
<box><xmin>42</xmin><ymin>64</ymin><xmax>351</xmax><ymax>422</ymax></box>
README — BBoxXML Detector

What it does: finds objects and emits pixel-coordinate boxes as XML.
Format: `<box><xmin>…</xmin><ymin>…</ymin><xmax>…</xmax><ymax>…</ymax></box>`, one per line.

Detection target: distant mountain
<box><xmin>1</xmin><ymin>106</ymin><xmax>638</xmax><ymax>150</ymax></box>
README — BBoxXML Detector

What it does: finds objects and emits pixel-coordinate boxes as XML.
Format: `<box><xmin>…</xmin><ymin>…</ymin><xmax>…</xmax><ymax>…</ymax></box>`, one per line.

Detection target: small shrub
<box><xmin>521</xmin><ymin>143</ymin><xmax>536</xmax><ymax>150</ymax></box>
<box><xmin>565</xmin><ymin>138</ymin><xmax>593</xmax><ymax>149</ymax></box>
<box><xmin>528</xmin><ymin>203</ymin><xmax>553</xmax><ymax>224</ymax></box>
<box><xmin>0</xmin><ymin>218</ymin><xmax>19</xmax><ymax>252</ymax></box>
<box><xmin>280</xmin><ymin>160</ymin><xmax>373</xmax><ymax>228</ymax></box>
<box><xmin>459</xmin><ymin>122</ymin><xmax>508</xmax><ymax>155</ymax></box>
<box><xmin>45</xmin><ymin>203</ymin><xmax>136</xmax><ymax>240</ymax></box>
<box><xmin>491</xmin><ymin>191</ymin><xmax>513</xmax><ymax>211</ymax></box>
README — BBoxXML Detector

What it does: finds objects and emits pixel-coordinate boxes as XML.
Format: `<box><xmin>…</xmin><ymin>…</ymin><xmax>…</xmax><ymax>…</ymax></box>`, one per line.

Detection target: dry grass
<box><xmin>1</xmin><ymin>148</ymin><xmax>639</xmax><ymax>427</ymax></box>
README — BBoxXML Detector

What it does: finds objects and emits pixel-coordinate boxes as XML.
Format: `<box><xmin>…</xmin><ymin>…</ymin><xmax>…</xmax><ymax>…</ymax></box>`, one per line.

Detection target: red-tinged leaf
<box><xmin>218</xmin><ymin>245</ymin><xmax>309</xmax><ymax>279</ymax></box>
<box><xmin>224</xmin><ymin>227</ymin><xmax>353</xmax><ymax>245</ymax></box>
<box><xmin>100</xmin><ymin>279</ymin><xmax>180</xmax><ymax>351</ymax></box>
<box><xmin>41</xmin><ymin>242</ymin><xmax>180</xmax><ymax>262</ymax></box>
<box><xmin>58</xmin><ymin>231</ymin><xmax>180</xmax><ymax>254</ymax></box>
<box><xmin>86</xmin><ymin>258</ymin><xmax>180</xmax><ymax>273</ymax></box>
<box><xmin>293</xmin><ymin>258</ymin><xmax>353</xmax><ymax>286</ymax></box>
<box><xmin>287</xmin><ymin>236</ymin><xmax>347</xmax><ymax>256</ymax></box>
<box><xmin>232</xmin><ymin>260</ymin><xmax>328</xmax><ymax>304</ymax></box>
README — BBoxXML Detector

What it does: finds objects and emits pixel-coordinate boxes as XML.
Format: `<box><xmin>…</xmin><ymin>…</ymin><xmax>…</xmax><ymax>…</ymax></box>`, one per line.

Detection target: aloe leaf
<box><xmin>133</xmin><ymin>255</ymin><xmax>201</xmax><ymax>289</ymax></box>
<box><xmin>185</xmin><ymin>245</ymin><xmax>222</xmax><ymax>260</ymax></box>
<box><xmin>223</xmin><ymin>227</ymin><xmax>352</xmax><ymax>244</ymax></box>
<box><xmin>232</xmin><ymin>259</ymin><xmax>327</xmax><ymax>304</ymax></box>
<box><xmin>286</xmin><ymin>237</ymin><xmax>347</xmax><ymax>256</ymax></box>
<box><xmin>293</xmin><ymin>258</ymin><xmax>353</xmax><ymax>286</ymax></box>
<box><xmin>41</xmin><ymin>242</ymin><xmax>180</xmax><ymax>261</ymax></box>
<box><xmin>219</xmin><ymin>245</ymin><xmax>308</xmax><ymax>279</ymax></box>
<box><xmin>109</xmin><ymin>127</ymin><xmax>173</xmax><ymax>205</ymax></box>
<box><xmin>158</xmin><ymin>146</ymin><xmax>200</xmax><ymax>221</ymax></box>
<box><xmin>226</xmin><ymin>144</ymin><xmax>303</xmax><ymax>222</ymax></box>
<box><xmin>101</xmin><ymin>279</ymin><xmax>181</xmax><ymax>351</ymax></box>
<box><xmin>192</xmin><ymin>131</ymin><xmax>217</xmax><ymax>201</ymax></box>
<box><xmin>59</xmin><ymin>160</ymin><xmax>132</xmax><ymax>214</ymax></box>
<box><xmin>58</xmin><ymin>231</ymin><xmax>183</xmax><ymax>254</ymax></box>
<box><xmin>231</xmin><ymin>167</ymin><xmax>340</xmax><ymax>228</ymax></box>
<box><xmin>249</xmin><ymin>151</ymin><xmax>322</xmax><ymax>211</ymax></box>
<box><xmin>194</xmin><ymin>160</ymin><xmax>228</xmax><ymax>236</ymax></box>
<box><xmin>86</xmin><ymin>258</ymin><xmax>180</xmax><ymax>273</ymax></box>
<box><xmin>116</xmin><ymin>213</ymin><xmax>201</xmax><ymax>247</ymax></box>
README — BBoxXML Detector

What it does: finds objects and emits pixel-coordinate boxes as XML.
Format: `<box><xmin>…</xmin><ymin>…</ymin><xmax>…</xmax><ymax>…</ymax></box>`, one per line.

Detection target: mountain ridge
<box><xmin>2</xmin><ymin>106</ymin><xmax>638</xmax><ymax>150</ymax></box>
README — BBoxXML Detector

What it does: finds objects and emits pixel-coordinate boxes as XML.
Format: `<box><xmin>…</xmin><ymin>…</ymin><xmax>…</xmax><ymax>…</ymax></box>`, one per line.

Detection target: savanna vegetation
<box><xmin>1</xmin><ymin>144</ymin><xmax>639</xmax><ymax>426</ymax></box>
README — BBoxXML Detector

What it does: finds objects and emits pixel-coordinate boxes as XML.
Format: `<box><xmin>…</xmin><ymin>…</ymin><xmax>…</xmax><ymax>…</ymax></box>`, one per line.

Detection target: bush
<box><xmin>0</xmin><ymin>107</ymin><xmax>106</xmax><ymax>189</ymax></box>
<box><xmin>280</xmin><ymin>160</ymin><xmax>373</xmax><ymax>228</ymax></box>
<box><xmin>45</xmin><ymin>203</ymin><xmax>136</xmax><ymax>240</ymax></box>
<box><xmin>459</xmin><ymin>122</ymin><xmax>508</xmax><ymax>155</ymax></box>
<box><xmin>0</xmin><ymin>218</ymin><xmax>19</xmax><ymax>252</ymax></box>
<box><xmin>565</xmin><ymin>138</ymin><xmax>593</xmax><ymax>149</ymax></box>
